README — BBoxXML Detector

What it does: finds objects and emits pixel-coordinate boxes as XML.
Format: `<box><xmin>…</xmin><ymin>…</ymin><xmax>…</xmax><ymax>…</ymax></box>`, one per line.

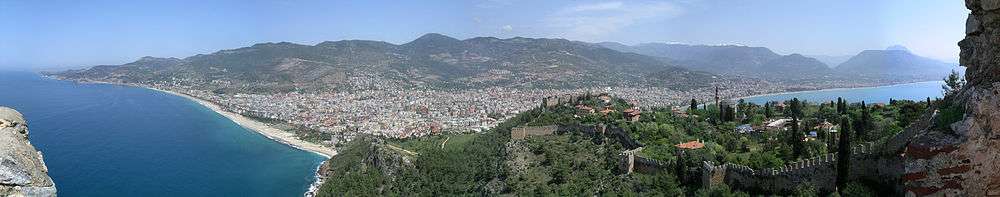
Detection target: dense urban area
<box><xmin>78</xmin><ymin>76</ymin><xmax>908</xmax><ymax>149</ymax></box>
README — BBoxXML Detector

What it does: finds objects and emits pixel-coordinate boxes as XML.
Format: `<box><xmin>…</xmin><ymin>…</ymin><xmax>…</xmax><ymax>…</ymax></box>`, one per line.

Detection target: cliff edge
<box><xmin>902</xmin><ymin>0</ymin><xmax>1000</xmax><ymax>196</ymax></box>
<box><xmin>0</xmin><ymin>107</ymin><xmax>56</xmax><ymax>196</ymax></box>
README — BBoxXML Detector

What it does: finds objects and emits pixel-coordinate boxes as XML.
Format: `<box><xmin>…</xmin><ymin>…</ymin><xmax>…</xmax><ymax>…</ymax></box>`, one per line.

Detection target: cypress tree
<box><xmin>790</xmin><ymin>116</ymin><xmax>802</xmax><ymax>159</ymax></box>
<box><xmin>859</xmin><ymin>101</ymin><xmax>871</xmax><ymax>141</ymax></box>
<box><xmin>836</xmin><ymin>98</ymin><xmax>842</xmax><ymax>114</ymax></box>
<box><xmin>764</xmin><ymin>102</ymin><xmax>773</xmax><ymax>118</ymax></box>
<box><xmin>690</xmin><ymin>99</ymin><xmax>698</xmax><ymax>111</ymax></box>
<box><xmin>676</xmin><ymin>152</ymin><xmax>690</xmax><ymax>182</ymax></box>
<box><xmin>837</xmin><ymin>98</ymin><xmax>848</xmax><ymax>115</ymax></box>
<box><xmin>790</xmin><ymin>98</ymin><xmax>802</xmax><ymax>118</ymax></box>
<box><xmin>836</xmin><ymin>116</ymin><xmax>852</xmax><ymax>190</ymax></box>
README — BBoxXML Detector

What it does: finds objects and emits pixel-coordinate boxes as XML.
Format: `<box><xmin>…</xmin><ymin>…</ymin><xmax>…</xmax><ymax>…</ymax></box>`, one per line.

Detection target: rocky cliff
<box><xmin>902</xmin><ymin>0</ymin><xmax>1000</xmax><ymax>196</ymax></box>
<box><xmin>0</xmin><ymin>107</ymin><xmax>56</xmax><ymax>196</ymax></box>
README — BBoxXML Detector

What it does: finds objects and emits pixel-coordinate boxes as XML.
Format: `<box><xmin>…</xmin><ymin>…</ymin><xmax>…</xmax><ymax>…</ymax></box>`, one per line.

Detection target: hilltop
<box><xmin>835</xmin><ymin>47</ymin><xmax>960</xmax><ymax>81</ymax></box>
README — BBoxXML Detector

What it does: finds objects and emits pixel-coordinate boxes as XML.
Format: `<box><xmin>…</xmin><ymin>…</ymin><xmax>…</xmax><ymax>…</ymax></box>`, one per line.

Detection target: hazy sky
<box><xmin>0</xmin><ymin>0</ymin><xmax>968</xmax><ymax>69</ymax></box>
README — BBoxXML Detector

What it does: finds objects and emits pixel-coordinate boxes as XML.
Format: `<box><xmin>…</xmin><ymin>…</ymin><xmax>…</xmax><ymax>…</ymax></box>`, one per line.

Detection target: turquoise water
<box><xmin>0</xmin><ymin>72</ymin><xmax>326</xmax><ymax>197</ymax></box>
<box><xmin>744</xmin><ymin>81</ymin><xmax>945</xmax><ymax>104</ymax></box>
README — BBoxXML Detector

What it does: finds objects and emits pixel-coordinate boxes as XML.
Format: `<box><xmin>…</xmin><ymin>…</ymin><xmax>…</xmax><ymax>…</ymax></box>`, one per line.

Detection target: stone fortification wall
<box><xmin>702</xmin><ymin>142</ymin><xmax>902</xmax><ymax>194</ymax></box>
<box><xmin>903</xmin><ymin>0</ymin><xmax>1000</xmax><ymax>196</ymax></box>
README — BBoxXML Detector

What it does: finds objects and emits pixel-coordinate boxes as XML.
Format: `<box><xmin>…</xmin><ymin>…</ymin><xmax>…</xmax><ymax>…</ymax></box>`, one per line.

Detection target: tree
<box><xmin>857</xmin><ymin>101</ymin><xmax>871</xmax><ymax>141</ymax></box>
<box><xmin>837</xmin><ymin>98</ymin><xmax>843</xmax><ymax>114</ymax></box>
<box><xmin>942</xmin><ymin>69</ymin><xmax>965</xmax><ymax>97</ymax></box>
<box><xmin>789</xmin><ymin>98</ymin><xmax>803</xmax><ymax>118</ymax></box>
<box><xmin>764</xmin><ymin>102</ymin><xmax>774</xmax><ymax>118</ymax></box>
<box><xmin>836</xmin><ymin>116</ymin><xmax>852</xmax><ymax>190</ymax></box>
<box><xmin>690</xmin><ymin>99</ymin><xmax>699</xmax><ymax>111</ymax></box>
<box><xmin>676</xmin><ymin>151</ymin><xmax>688</xmax><ymax>183</ymax></box>
<box><xmin>737</xmin><ymin>99</ymin><xmax>747</xmax><ymax>118</ymax></box>
<box><xmin>789</xmin><ymin>116</ymin><xmax>803</xmax><ymax>159</ymax></box>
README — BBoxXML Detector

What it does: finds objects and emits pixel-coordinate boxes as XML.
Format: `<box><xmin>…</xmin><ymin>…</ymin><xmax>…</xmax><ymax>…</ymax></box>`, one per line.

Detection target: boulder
<box><xmin>0</xmin><ymin>107</ymin><xmax>56</xmax><ymax>196</ymax></box>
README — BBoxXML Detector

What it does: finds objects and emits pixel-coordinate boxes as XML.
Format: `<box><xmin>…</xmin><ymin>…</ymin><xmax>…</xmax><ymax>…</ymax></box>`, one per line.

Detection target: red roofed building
<box><xmin>674</xmin><ymin>140</ymin><xmax>704</xmax><ymax>149</ymax></box>
<box><xmin>599</xmin><ymin>106</ymin><xmax>615</xmax><ymax>116</ymax></box>
<box><xmin>624</xmin><ymin>108</ymin><xmax>641</xmax><ymax>122</ymax></box>
<box><xmin>575</xmin><ymin>104</ymin><xmax>595</xmax><ymax>114</ymax></box>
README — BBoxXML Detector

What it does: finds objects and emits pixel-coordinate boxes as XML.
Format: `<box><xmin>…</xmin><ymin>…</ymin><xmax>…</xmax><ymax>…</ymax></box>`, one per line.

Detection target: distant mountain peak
<box><xmin>886</xmin><ymin>45</ymin><xmax>910</xmax><ymax>51</ymax></box>
<box><xmin>836</xmin><ymin>47</ymin><xmax>957</xmax><ymax>79</ymax></box>
<box><xmin>134</xmin><ymin>56</ymin><xmax>181</xmax><ymax>63</ymax></box>
<box><xmin>407</xmin><ymin>33</ymin><xmax>461</xmax><ymax>44</ymax></box>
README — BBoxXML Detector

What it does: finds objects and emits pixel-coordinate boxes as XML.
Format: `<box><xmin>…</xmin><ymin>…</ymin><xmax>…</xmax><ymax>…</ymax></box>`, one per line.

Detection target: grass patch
<box><xmin>391</xmin><ymin>133</ymin><xmax>479</xmax><ymax>153</ymax></box>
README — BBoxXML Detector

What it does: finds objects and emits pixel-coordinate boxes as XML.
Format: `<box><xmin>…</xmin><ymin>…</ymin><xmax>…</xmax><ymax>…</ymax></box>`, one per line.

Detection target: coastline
<box><xmin>734</xmin><ymin>80</ymin><xmax>943</xmax><ymax>101</ymax></box>
<box><xmin>148</xmin><ymin>87</ymin><xmax>337</xmax><ymax>158</ymax></box>
<box><xmin>143</xmin><ymin>86</ymin><xmax>335</xmax><ymax>197</ymax></box>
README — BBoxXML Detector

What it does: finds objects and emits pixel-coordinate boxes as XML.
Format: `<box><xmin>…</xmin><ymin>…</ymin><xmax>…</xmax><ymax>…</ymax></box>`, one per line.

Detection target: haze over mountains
<box><xmin>56</xmin><ymin>33</ymin><xmax>958</xmax><ymax>93</ymax></box>
<box><xmin>597</xmin><ymin>42</ymin><xmax>834</xmax><ymax>80</ymax></box>
<box><xmin>805</xmin><ymin>54</ymin><xmax>854</xmax><ymax>68</ymax></box>
<box><xmin>597</xmin><ymin>42</ymin><xmax>960</xmax><ymax>82</ymax></box>
<box><xmin>835</xmin><ymin>46</ymin><xmax>960</xmax><ymax>79</ymax></box>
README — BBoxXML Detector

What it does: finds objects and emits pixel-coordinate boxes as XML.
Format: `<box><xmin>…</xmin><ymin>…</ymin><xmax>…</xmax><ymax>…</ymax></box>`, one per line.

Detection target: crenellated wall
<box><xmin>701</xmin><ymin>141</ymin><xmax>903</xmax><ymax>194</ymax></box>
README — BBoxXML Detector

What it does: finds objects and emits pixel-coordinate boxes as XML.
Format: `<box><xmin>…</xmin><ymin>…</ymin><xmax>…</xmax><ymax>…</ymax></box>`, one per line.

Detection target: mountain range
<box><xmin>596</xmin><ymin>42</ymin><xmax>834</xmax><ymax>79</ymax></box>
<box><xmin>835</xmin><ymin>46</ymin><xmax>959</xmax><ymax>80</ymax></box>
<box><xmin>598</xmin><ymin>42</ymin><xmax>959</xmax><ymax>82</ymax></box>
<box><xmin>805</xmin><ymin>54</ymin><xmax>853</xmax><ymax>68</ymax></box>
<box><xmin>54</xmin><ymin>33</ymin><xmax>958</xmax><ymax>93</ymax></box>
<box><xmin>54</xmin><ymin>33</ymin><xmax>719</xmax><ymax>92</ymax></box>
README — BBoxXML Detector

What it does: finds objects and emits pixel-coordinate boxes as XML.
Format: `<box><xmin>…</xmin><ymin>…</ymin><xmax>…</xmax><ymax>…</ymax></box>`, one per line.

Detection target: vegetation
<box><xmin>836</xmin><ymin>116</ymin><xmax>852</xmax><ymax>190</ymax></box>
<box><xmin>316</xmin><ymin>94</ymin><xmax>930</xmax><ymax>196</ymax></box>
<box><xmin>942</xmin><ymin>69</ymin><xmax>965</xmax><ymax>97</ymax></box>
<box><xmin>935</xmin><ymin>70</ymin><xmax>966</xmax><ymax>133</ymax></box>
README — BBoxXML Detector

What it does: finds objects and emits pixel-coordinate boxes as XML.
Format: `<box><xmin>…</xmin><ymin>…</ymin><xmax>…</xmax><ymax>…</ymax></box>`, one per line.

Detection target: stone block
<box><xmin>983</xmin><ymin>0</ymin><xmax>1000</xmax><ymax>11</ymax></box>
<box><xmin>967</xmin><ymin>14</ymin><xmax>981</xmax><ymax>35</ymax></box>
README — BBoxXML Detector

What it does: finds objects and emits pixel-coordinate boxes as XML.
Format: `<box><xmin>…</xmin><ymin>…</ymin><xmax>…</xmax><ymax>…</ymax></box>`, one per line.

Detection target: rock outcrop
<box><xmin>902</xmin><ymin>0</ymin><xmax>1000</xmax><ymax>196</ymax></box>
<box><xmin>0</xmin><ymin>107</ymin><xmax>56</xmax><ymax>196</ymax></box>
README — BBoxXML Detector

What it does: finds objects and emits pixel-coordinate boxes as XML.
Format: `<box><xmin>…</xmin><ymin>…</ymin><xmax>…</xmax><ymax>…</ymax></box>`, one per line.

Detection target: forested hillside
<box><xmin>315</xmin><ymin>93</ymin><xmax>930</xmax><ymax>196</ymax></box>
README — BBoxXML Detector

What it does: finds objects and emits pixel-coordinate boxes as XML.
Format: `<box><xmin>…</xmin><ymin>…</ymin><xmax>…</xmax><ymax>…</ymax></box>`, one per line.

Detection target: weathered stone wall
<box><xmin>702</xmin><ymin>142</ymin><xmax>902</xmax><ymax>195</ymax></box>
<box><xmin>620</xmin><ymin>148</ymin><xmax>671</xmax><ymax>175</ymax></box>
<box><xmin>903</xmin><ymin>0</ymin><xmax>1000</xmax><ymax>196</ymax></box>
<box><xmin>1</xmin><ymin>107</ymin><xmax>56</xmax><ymax>196</ymax></box>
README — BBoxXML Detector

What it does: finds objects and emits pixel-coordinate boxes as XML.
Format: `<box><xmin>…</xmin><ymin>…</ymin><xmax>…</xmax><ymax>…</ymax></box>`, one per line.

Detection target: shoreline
<box><xmin>42</xmin><ymin>76</ymin><xmax>336</xmax><ymax>197</ymax></box>
<box><xmin>142</xmin><ymin>86</ymin><xmax>335</xmax><ymax>197</ymax></box>
<box><xmin>148</xmin><ymin>87</ymin><xmax>337</xmax><ymax>158</ymax></box>
<box><xmin>734</xmin><ymin>80</ymin><xmax>943</xmax><ymax>101</ymax></box>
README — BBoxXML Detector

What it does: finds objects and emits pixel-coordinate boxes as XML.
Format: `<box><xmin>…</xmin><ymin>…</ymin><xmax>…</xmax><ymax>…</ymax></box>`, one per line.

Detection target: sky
<box><xmin>0</xmin><ymin>0</ymin><xmax>969</xmax><ymax>70</ymax></box>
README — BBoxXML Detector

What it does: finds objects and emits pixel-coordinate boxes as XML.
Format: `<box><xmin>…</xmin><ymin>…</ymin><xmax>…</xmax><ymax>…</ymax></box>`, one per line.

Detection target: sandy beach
<box><xmin>146</xmin><ymin>87</ymin><xmax>335</xmax><ymax>196</ymax></box>
<box><xmin>148</xmin><ymin>87</ymin><xmax>337</xmax><ymax>158</ymax></box>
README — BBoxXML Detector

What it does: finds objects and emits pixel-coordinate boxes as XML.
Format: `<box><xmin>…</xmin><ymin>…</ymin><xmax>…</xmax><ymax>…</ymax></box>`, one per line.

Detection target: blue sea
<box><xmin>744</xmin><ymin>81</ymin><xmax>946</xmax><ymax>104</ymax></box>
<box><xmin>0</xmin><ymin>72</ymin><xmax>326</xmax><ymax>197</ymax></box>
